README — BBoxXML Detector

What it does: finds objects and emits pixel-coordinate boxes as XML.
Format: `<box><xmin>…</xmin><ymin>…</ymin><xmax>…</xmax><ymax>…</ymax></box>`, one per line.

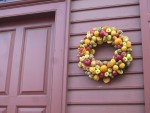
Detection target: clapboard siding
<box><xmin>68</xmin><ymin>89</ymin><xmax>144</xmax><ymax>104</ymax></box>
<box><xmin>68</xmin><ymin>105</ymin><xmax>144</xmax><ymax>113</ymax></box>
<box><xmin>68</xmin><ymin>0</ymin><xmax>144</xmax><ymax>113</ymax></box>
<box><xmin>70</xmin><ymin>18</ymin><xmax>140</xmax><ymax>35</ymax></box>
<box><xmin>68</xmin><ymin>59</ymin><xmax>143</xmax><ymax>75</ymax></box>
<box><xmin>71</xmin><ymin>5</ymin><xmax>140</xmax><ymax>22</ymax></box>
<box><xmin>71</xmin><ymin>0</ymin><xmax>139</xmax><ymax>11</ymax></box>
<box><xmin>70</xmin><ymin>30</ymin><xmax>142</xmax><ymax>48</ymax></box>
<box><xmin>69</xmin><ymin>45</ymin><xmax>142</xmax><ymax>62</ymax></box>
<box><xmin>68</xmin><ymin>74</ymin><xmax>144</xmax><ymax>90</ymax></box>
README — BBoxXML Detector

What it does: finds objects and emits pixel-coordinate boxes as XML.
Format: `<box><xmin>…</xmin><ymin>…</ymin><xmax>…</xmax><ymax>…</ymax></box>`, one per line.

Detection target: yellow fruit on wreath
<box><xmin>114</xmin><ymin>38</ymin><xmax>122</xmax><ymax>45</ymax></box>
<box><xmin>77</xmin><ymin>26</ymin><xmax>133</xmax><ymax>83</ymax></box>
<box><xmin>84</xmin><ymin>39</ymin><xmax>90</xmax><ymax>44</ymax></box>
<box><xmin>100</xmin><ymin>65</ymin><xmax>108</xmax><ymax>72</ymax></box>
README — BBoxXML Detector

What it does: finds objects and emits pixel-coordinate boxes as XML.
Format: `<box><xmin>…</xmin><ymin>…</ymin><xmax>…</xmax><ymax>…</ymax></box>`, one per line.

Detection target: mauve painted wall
<box><xmin>0</xmin><ymin>0</ymin><xmax>146</xmax><ymax>113</ymax></box>
<box><xmin>67</xmin><ymin>0</ymin><xmax>144</xmax><ymax>113</ymax></box>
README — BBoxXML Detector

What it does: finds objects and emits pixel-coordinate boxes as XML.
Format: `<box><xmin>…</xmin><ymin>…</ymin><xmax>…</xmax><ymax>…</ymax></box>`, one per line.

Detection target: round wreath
<box><xmin>77</xmin><ymin>26</ymin><xmax>133</xmax><ymax>83</ymax></box>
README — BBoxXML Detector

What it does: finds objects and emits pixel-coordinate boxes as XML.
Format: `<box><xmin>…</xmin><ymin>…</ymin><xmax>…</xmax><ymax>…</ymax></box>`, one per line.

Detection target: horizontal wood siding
<box><xmin>71</xmin><ymin>5</ymin><xmax>140</xmax><ymax>22</ymax></box>
<box><xmin>68</xmin><ymin>89</ymin><xmax>144</xmax><ymax>104</ymax></box>
<box><xmin>68</xmin><ymin>74</ymin><xmax>144</xmax><ymax>90</ymax></box>
<box><xmin>69</xmin><ymin>45</ymin><xmax>142</xmax><ymax>62</ymax></box>
<box><xmin>68</xmin><ymin>0</ymin><xmax>144</xmax><ymax>113</ymax></box>
<box><xmin>70</xmin><ymin>18</ymin><xmax>140</xmax><ymax>35</ymax></box>
<box><xmin>68</xmin><ymin>105</ymin><xmax>144</xmax><ymax>113</ymax></box>
<box><xmin>70</xmin><ymin>31</ymin><xmax>142</xmax><ymax>48</ymax></box>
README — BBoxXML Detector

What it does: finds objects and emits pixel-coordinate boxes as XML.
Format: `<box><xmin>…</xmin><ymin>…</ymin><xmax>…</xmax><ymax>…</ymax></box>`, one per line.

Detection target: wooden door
<box><xmin>0</xmin><ymin>15</ymin><xmax>55</xmax><ymax>113</ymax></box>
<box><xmin>0</xmin><ymin>2</ymin><xmax>67</xmax><ymax>113</ymax></box>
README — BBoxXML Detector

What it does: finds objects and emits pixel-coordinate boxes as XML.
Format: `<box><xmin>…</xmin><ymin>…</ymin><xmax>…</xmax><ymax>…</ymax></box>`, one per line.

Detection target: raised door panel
<box><xmin>148</xmin><ymin>0</ymin><xmax>150</xmax><ymax>13</ymax></box>
<box><xmin>17</xmin><ymin>107</ymin><xmax>46</xmax><ymax>113</ymax></box>
<box><xmin>0</xmin><ymin>108</ymin><xmax>7</xmax><ymax>113</ymax></box>
<box><xmin>0</xmin><ymin>31</ymin><xmax>14</xmax><ymax>95</ymax></box>
<box><xmin>20</xmin><ymin>27</ymin><xmax>50</xmax><ymax>95</ymax></box>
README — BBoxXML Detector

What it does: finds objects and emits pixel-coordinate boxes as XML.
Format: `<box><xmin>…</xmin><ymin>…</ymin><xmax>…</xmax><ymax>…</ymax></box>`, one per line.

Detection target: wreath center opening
<box><xmin>94</xmin><ymin>44</ymin><xmax>114</xmax><ymax>61</ymax></box>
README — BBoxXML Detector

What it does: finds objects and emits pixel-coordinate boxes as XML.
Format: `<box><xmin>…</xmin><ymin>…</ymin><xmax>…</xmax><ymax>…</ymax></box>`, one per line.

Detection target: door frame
<box><xmin>0</xmin><ymin>2</ymin><xmax>67</xmax><ymax>113</ymax></box>
<box><xmin>0</xmin><ymin>0</ymin><xmax>64</xmax><ymax>8</ymax></box>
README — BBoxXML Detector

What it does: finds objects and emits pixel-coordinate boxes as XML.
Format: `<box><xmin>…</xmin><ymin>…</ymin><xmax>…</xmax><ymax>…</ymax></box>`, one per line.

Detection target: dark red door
<box><xmin>0</xmin><ymin>16</ymin><xmax>54</xmax><ymax>113</ymax></box>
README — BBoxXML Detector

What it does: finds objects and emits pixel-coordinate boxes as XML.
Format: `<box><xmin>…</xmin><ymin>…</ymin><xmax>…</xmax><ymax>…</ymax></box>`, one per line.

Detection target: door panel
<box><xmin>0</xmin><ymin>31</ymin><xmax>14</xmax><ymax>95</ymax></box>
<box><xmin>17</xmin><ymin>107</ymin><xmax>46</xmax><ymax>113</ymax></box>
<box><xmin>20</xmin><ymin>27</ymin><xmax>50</xmax><ymax>95</ymax></box>
<box><xmin>0</xmin><ymin>17</ymin><xmax>54</xmax><ymax>113</ymax></box>
<box><xmin>148</xmin><ymin>0</ymin><xmax>150</xmax><ymax>13</ymax></box>
<box><xmin>0</xmin><ymin>107</ymin><xmax>7</xmax><ymax>113</ymax></box>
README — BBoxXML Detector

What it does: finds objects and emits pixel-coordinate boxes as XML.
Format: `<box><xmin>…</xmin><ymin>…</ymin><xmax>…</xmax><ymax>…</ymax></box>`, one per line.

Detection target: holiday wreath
<box><xmin>77</xmin><ymin>26</ymin><xmax>133</xmax><ymax>83</ymax></box>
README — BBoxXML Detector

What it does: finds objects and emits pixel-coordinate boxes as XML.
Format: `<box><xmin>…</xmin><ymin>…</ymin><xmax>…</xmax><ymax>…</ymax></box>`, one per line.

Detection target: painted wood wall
<box><xmin>68</xmin><ymin>0</ymin><xmax>144</xmax><ymax>113</ymax></box>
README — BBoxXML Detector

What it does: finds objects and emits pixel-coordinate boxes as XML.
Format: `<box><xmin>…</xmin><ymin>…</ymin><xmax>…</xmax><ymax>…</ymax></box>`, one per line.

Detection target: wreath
<box><xmin>77</xmin><ymin>26</ymin><xmax>133</xmax><ymax>83</ymax></box>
